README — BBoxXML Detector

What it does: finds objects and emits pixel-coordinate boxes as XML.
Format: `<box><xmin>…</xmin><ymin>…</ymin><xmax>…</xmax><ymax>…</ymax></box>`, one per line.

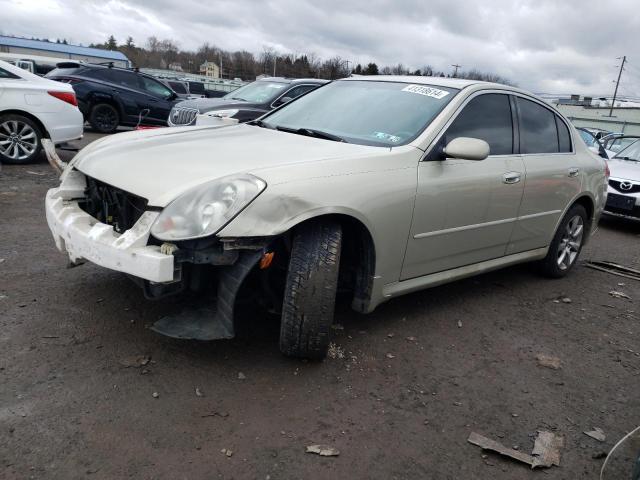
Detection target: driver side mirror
<box><xmin>443</xmin><ymin>137</ymin><xmax>490</xmax><ymax>161</ymax></box>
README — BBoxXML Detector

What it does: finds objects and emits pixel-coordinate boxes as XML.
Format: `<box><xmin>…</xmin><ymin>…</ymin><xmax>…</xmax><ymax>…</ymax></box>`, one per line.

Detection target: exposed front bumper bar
<box><xmin>45</xmin><ymin>186</ymin><xmax>175</xmax><ymax>283</ymax></box>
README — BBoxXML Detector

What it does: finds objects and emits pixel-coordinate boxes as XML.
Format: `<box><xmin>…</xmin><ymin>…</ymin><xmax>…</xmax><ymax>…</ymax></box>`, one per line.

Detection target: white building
<box><xmin>199</xmin><ymin>61</ymin><xmax>220</xmax><ymax>79</ymax></box>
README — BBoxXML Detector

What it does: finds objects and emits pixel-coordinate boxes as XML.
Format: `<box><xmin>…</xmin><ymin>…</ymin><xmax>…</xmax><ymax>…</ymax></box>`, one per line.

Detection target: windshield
<box><xmin>260</xmin><ymin>80</ymin><xmax>458</xmax><ymax>147</ymax></box>
<box><xmin>607</xmin><ymin>136</ymin><xmax>639</xmax><ymax>153</ymax></box>
<box><xmin>614</xmin><ymin>139</ymin><xmax>640</xmax><ymax>161</ymax></box>
<box><xmin>224</xmin><ymin>81</ymin><xmax>287</xmax><ymax>103</ymax></box>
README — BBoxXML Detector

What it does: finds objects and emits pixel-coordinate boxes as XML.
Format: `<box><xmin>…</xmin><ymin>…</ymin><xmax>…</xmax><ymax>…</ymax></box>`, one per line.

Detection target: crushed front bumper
<box><xmin>45</xmin><ymin>180</ymin><xmax>175</xmax><ymax>283</ymax></box>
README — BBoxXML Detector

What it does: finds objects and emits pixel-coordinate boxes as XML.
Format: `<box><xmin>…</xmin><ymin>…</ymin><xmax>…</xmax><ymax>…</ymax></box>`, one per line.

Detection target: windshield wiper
<box><xmin>250</xmin><ymin>119</ymin><xmax>273</xmax><ymax>129</ymax></box>
<box><xmin>275</xmin><ymin>126</ymin><xmax>347</xmax><ymax>143</ymax></box>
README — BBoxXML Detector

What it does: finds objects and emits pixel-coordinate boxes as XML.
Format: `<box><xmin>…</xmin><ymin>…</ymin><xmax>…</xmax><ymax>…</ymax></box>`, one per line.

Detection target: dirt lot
<box><xmin>1</xmin><ymin>134</ymin><xmax>640</xmax><ymax>479</ymax></box>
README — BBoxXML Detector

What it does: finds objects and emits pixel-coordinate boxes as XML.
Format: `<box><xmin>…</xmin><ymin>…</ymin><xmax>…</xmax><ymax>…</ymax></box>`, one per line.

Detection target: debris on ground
<box><xmin>385</xmin><ymin>353</ymin><xmax>395</xmax><ymax>359</ymax></box>
<box><xmin>119</xmin><ymin>355</ymin><xmax>151</xmax><ymax>368</ymax></box>
<box><xmin>467</xmin><ymin>432</ymin><xmax>536</xmax><ymax>466</ymax></box>
<box><xmin>468</xmin><ymin>431</ymin><xmax>563</xmax><ymax>469</ymax></box>
<box><xmin>387</xmin><ymin>333</ymin><xmax>395</xmax><ymax>338</ymax></box>
<box><xmin>609</xmin><ymin>291</ymin><xmax>631</xmax><ymax>300</ymax></box>
<box><xmin>553</xmin><ymin>296</ymin><xmax>572</xmax><ymax>304</ymax></box>
<box><xmin>195</xmin><ymin>387</ymin><xmax>203</xmax><ymax>397</ymax></box>
<box><xmin>592</xmin><ymin>451</ymin><xmax>607</xmax><ymax>459</ymax></box>
<box><xmin>201</xmin><ymin>411</ymin><xmax>229</xmax><ymax>418</ymax></box>
<box><xmin>536</xmin><ymin>354</ymin><xmax>561</xmax><ymax>370</ymax></box>
<box><xmin>152</xmin><ymin>392</ymin><xmax>159</xmax><ymax>398</ymax></box>
<box><xmin>457</xmin><ymin>320</ymin><xmax>463</xmax><ymax>328</ymax></box>
<box><xmin>585</xmin><ymin>261</ymin><xmax>640</xmax><ymax>282</ymax></box>
<box><xmin>237</xmin><ymin>372</ymin><xmax>246</xmax><ymax>380</ymax></box>
<box><xmin>221</xmin><ymin>448</ymin><xmax>233</xmax><ymax>457</ymax></box>
<box><xmin>531</xmin><ymin>431</ymin><xmax>564</xmax><ymax>468</ymax></box>
<box><xmin>584</xmin><ymin>427</ymin><xmax>606</xmax><ymax>442</ymax></box>
<box><xmin>327</xmin><ymin>342</ymin><xmax>345</xmax><ymax>359</ymax></box>
<box><xmin>331</xmin><ymin>324</ymin><xmax>344</xmax><ymax>330</ymax></box>
<box><xmin>306</xmin><ymin>444</ymin><xmax>340</xmax><ymax>456</ymax></box>
<box><xmin>406</xmin><ymin>336</ymin><xmax>417</xmax><ymax>342</ymax></box>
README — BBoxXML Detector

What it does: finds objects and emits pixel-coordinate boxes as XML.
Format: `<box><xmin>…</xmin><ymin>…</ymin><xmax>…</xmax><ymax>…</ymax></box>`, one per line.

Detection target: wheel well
<box><xmin>291</xmin><ymin>214</ymin><xmax>376</xmax><ymax>313</ymax></box>
<box><xmin>572</xmin><ymin>195</ymin><xmax>595</xmax><ymax>231</ymax></box>
<box><xmin>88</xmin><ymin>95</ymin><xmax>121</xmax><ymax>118</ymax></box>
<box><xmin>0</xmin><ymin>110</ymin><xmax>50</xmax><ymax>138</ymax></box>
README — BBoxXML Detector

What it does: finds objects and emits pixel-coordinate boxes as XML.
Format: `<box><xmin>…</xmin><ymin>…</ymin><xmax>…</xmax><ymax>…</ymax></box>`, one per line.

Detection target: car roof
<box><xmin>342</xmin><ymin>75</ymin><xmax>502</xmax><ymax>89</ymax></box>
<box><xmin>257</xmin><ymin>77</ymin><xmax>328</xmax><ymax>85</ymax></box>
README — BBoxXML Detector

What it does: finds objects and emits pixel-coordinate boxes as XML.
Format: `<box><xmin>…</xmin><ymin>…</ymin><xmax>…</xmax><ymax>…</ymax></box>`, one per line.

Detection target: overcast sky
<box><xmin>2</xmin><ymin>0</ymin><xmax>639</xmax><ymax>97</ymax></box>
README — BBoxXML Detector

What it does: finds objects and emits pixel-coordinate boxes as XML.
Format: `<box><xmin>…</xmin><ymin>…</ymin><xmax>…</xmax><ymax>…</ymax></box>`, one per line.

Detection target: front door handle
<box><xmin>503</xmin><ymin>172</ymin><xmax>522</xmax><ymax>184</ymax></box>
<box><xmin>568</xmin><ymin>167</ymin><xmax>580</xmax><ymax>177</ymax></box>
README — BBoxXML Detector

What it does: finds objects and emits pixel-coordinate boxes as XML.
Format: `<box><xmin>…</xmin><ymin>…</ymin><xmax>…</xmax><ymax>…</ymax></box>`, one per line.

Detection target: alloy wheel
<box><xmin>557</xmin><ymin>215</ymin><xmax>584</xmax><ymax>270</ymax></box>
<box><xmin>94</xmin><ymin>106</ymin><xmax>118</xmax><ymax>131</ymax></box>
<box><xmin>0</xmin><ymin>120</ymin><xmax>38</xmax><ymax>161</ymax></box>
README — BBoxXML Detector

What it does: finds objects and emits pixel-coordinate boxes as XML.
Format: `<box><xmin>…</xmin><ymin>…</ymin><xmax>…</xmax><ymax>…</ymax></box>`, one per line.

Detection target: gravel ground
<box><xmin>1</xmin><ymin>133</ymin><xmax>639</xmax><ymax>479</ymax></box>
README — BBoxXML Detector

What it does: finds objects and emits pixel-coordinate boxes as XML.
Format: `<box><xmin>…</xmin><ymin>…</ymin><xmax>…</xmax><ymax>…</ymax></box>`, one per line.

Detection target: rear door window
<box><xmin>555</xmin><ymin>116</ymin><xmax>572</xmax><ymax>152</ymax></box>
<box><xmin>0</xmin><ymin>67</ymin><xmax>20</xmax><ymax>79</ymax></box>
<box><xmin>517</xmin><ymin>97</ymin><xmax>559</xmax><ymax>154</ymax></box>
<box><xmin>139</xmin><ymin>76</ymin><xmax>173</xmax><ymax>98</ymax></box>
<box><xmin>445</xmin><ymin>93</ymin><xmax>514</xmax><ymax>155</ymax></box>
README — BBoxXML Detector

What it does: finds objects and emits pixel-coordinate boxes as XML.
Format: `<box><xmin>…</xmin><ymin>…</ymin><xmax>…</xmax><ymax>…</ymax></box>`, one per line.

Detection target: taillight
<box><xmin>48</xmin><ymin>91</ymin><xmax>78</xmax><ymax>106</ymax></box>
<box><xmin>604</xmin><ymin>160</ymin><xmax>610</xmax><ymax>178</ymax></box>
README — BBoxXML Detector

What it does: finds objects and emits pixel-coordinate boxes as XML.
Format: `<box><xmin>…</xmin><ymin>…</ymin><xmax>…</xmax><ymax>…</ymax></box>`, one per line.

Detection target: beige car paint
<box><xmin>48</xmin><ymin>76</ymin><xmax>607</xmax><ymax>315</ymax></box>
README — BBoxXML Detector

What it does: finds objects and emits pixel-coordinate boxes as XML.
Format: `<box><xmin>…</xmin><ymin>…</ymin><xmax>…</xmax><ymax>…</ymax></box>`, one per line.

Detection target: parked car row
<box><xmin>167</xmin><ymin>77</ymin><xmax>328</xmax><ymax>127</ymax></box>
<box><xmin>573</xmin><ymin>125</ymin><xmax>640</xmax><ymax>221</ymax></box>
<box><xmin>44</xmin><ymin>75</ymin><xmax>610</xmax><ymax>359</ymax></box>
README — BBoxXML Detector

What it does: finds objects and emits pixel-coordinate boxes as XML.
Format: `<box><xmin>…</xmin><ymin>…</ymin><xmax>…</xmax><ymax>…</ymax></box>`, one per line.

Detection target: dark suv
<box><xmin>46</xmin><ymin>63</ymin><xmax>179</xmax><ymax>133</ymax></box>
<box><xmin>168</xmin><ymin>77</ymin><xmax>328</xmax><ymax>127</ymax></box>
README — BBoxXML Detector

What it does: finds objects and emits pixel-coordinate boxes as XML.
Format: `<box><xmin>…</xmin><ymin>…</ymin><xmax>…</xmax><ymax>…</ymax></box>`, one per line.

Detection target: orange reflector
<box><xmin>259</xmin><ymin>251</ymin><xmax>275</xmax><ymax>270</ymax></box>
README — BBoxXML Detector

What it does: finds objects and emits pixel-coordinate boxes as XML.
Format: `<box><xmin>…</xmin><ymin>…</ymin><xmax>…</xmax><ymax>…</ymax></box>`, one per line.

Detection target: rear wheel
<box><xmin>0</xmin><ymin>114</ymin><xmax>42</xmax><ymax>164</ymax></box>
<box><xmin>89</xmin><ymin>103</ymin><xmax>119</xmax><ymax>133</ymax></box>
<box><xmin>279</xmin><ymin>220</ymin><xmax>342</xmax><ymax>359</ymax></box>
<box><xmin>538</xmin><ymin>204</ymin><xmax>587</xmax><ymax>278</ymax></box>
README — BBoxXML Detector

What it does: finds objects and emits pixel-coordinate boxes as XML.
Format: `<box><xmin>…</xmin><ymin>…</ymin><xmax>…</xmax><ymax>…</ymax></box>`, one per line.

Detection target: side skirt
<box><xmin>382</xmin><ymin>247</ymin><xmax>548</xmax><ymax>300</ymax></box>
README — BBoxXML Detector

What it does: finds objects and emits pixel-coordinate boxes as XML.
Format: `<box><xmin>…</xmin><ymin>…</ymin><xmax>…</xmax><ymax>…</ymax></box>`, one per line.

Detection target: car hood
<box><xmin>608</xmin><ymin>158</ymin><xmax>640</xmax><ymax>181</ymax></box>
<box><xmin>174</xmin><ymin>97</ymin><xmax>258</xmax><ymax>113</ymax></box>
<box><xmin>74</xmin><ymin>124</ymin><xmax>378</xmax><ymax>207</ymax></box>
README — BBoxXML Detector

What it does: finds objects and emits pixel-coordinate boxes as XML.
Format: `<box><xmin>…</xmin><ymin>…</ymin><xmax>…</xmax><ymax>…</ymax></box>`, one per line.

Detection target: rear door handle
<box><xmin>568</xmin><ymin>167</ymin><xmax>580</xmax><ymax>177</ymax></box>
<box><xmin>503</xmin><ymin>172</ymin><xmax>522</xmax><ymax>184</ymax></box>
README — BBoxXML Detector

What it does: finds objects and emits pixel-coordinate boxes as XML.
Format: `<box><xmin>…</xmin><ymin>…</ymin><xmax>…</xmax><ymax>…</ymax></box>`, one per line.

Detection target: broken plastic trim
<box><xmin>150</xmin><ymin>250</ymin><xmax>263</xmax><ymax>340</ymax></box>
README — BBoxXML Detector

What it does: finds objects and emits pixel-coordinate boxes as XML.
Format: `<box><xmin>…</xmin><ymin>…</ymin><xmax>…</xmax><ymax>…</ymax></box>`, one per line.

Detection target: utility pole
<box><xmin>609</xmin><ymin>55</ymin><xmax>626</xmax><ymax>117</ymax></box>
<box><xmin>451</xmin><ymin>64</ymin><xmax>461</xmax><ymax>77</ymax></box>
<box><xmin>273</xmin><ymin>55</ymin><xmax>276</xmax><ymax>77</ymax></box>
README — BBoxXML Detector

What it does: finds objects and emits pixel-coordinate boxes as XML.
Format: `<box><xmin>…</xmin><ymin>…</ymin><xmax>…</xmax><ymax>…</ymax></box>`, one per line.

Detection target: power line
<box><xmin>609</xmin><ymin>55</ymin><xmax>626</xmax><ymax>116</ymax></box>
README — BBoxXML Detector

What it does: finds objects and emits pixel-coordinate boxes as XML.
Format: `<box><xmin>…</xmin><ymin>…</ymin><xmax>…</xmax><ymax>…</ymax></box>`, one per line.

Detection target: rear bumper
<box><xmin>40</xmin><ymin>108</ymin><xmax>84</xmax><ymax>144</ymax></box>
<box><xmin>45</xmin><ymin>183</ymin><xmax>175</xmax><ymax>283</ymax></box>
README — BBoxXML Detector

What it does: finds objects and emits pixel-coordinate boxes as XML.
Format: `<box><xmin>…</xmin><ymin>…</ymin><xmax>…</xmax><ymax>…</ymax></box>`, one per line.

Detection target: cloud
<box><xmin>1</xmin><ymin>0</ymin><xmax>638</xmax><ymax>96</ymax></box>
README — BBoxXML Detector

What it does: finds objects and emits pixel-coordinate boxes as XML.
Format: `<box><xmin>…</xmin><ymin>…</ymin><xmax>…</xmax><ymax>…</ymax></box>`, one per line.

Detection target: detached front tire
<box><xmin>279</xmin><ymin>220</ymin><xmax>342</xmax><ymax>360</ymax></box>
<box><xmin>538</xmin><ymin>204</ymin><xmax>587</xmax><ymax>278</ymax></box>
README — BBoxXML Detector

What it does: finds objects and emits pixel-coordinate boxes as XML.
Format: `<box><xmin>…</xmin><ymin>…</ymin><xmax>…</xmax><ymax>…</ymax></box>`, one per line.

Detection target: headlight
<box><xmin>204</xmin><ymin>109</ymin><xmax>239</xmax><ymax>118</ymax></box>
<box><xmin>150</xmin><ymin>174</ymin><xmax>266</xmax><ymax>241</ymax></box>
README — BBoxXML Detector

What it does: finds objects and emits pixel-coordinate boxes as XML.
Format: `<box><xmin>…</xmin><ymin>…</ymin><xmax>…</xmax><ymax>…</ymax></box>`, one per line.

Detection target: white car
<box><xmin>0</xmin><ymin>59</ymin><xmax>83</xmax><ymax>164</ymax></box>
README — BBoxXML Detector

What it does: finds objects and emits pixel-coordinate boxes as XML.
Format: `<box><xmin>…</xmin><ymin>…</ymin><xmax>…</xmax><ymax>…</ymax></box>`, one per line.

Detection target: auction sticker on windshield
<box><xmin>402</xmin><ymin>85</ymin><xmax>450</xmax><ymax>99</ymax></box>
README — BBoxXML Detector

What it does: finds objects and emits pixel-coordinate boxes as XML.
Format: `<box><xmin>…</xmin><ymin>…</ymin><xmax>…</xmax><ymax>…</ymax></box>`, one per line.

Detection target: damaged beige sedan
<box><xmin>46</xmin><ymin>76</ymin><xmax>608</xmax><ymax>359</ymax></box>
